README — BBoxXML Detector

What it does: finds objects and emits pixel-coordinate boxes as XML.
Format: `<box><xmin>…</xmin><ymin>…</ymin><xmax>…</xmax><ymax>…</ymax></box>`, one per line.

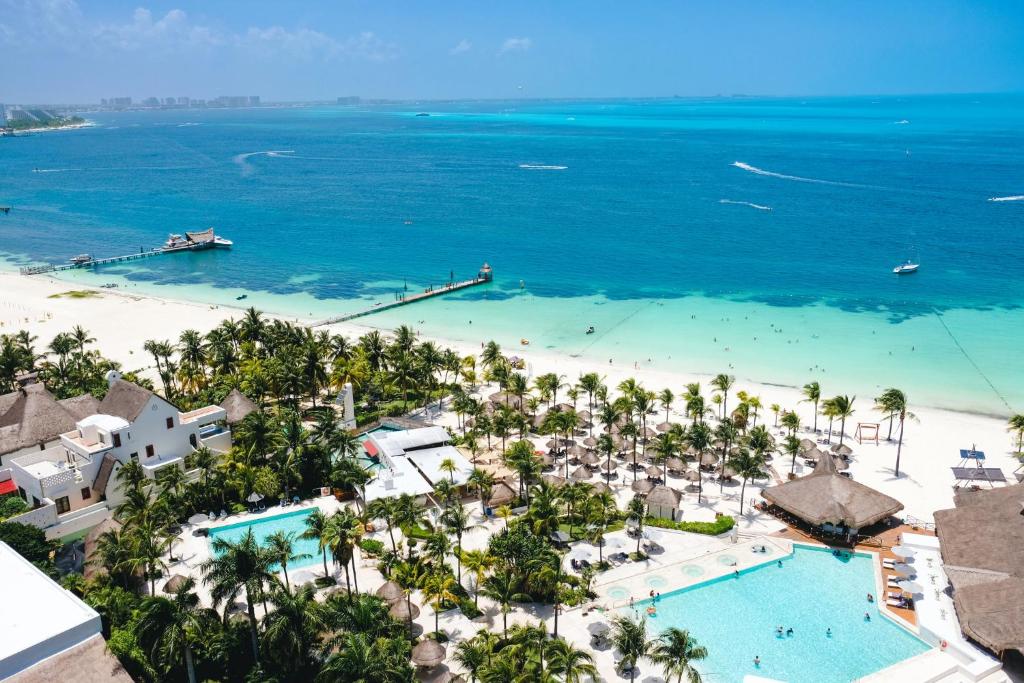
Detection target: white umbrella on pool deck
<box><xmin>890</xmin><ymin>546</ymin><xmax>916</xmax><ymax>559</ymax></box>
<box><xmin>246</xmin><ymin>492</ymin><xmax>264</xmax><ymax>503</ymax></box>
<box><xmin>587</xmin><ymin>620</ymin><xmax>611</xmax><ymax>637</ymax></box>
<box><xmin>601</xmin><ymin>536</ymin><xmax>630</xmax><ymax>551</ymax></box>
<box><xmin>898</xmin><ymin>580</ymin><xmax>924</xmax><ymax>595</ymax></box>
<box><xmin>187</xmin><ymin>513</ymin><xmax>208</xmax><ymax>526</ymax></box>
<box><xmin>893</xmin><ymin>562</ymin><xmax>915</xmax><ymax>576</ymax></box>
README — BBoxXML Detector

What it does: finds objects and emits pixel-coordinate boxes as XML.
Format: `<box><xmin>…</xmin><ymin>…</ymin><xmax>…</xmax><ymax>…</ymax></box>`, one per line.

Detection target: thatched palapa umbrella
<box><xmin>487</xmin><ymin>481</ymin><xmax>518</xmax><ymax>508</ymax></box>
<box><xmin>411</xmin><ymin>639</ymin><xmax>447</xmax><ymax>668</ymax></box>
<box><xmin>389</xmin><ymin>599</ymin><xmax>420</xmax><ymax>621</ymax></box>
<box><xmin>632</xmin><ymin>479</ymin><xmax>656</xmax><ymax>495</ymax></box>
<box><xmin>656</xmin><ymin>421</ymin><xmax>673</xmax><ymax>433</ymax></box>
<box><xmin>831</xmin><ymin>443</ymin><xmax>853</xmax><ymax>456</ymax></box>
<box><xmin>601</xmin><ymin>460</ymin><xmax>618</xmax><ymax>472</ymax></box>
<box><xmin>665</xmin><ymin>456</ymin><xmax>686</xmax><ymax>472</ymax></box>
<box><xmin>683</xmin><ymin>469</ymin><xmax>701</xmax><ymax>482</ymax></box>
<box><xmin>645</xmin><ymin>465</ymin><xmax>663</xmax><ymax>479</ymax></box>
<box><xmin>571</xmin><ymin>466</ymin><xmax>594</xmax><ymax>481</ymax></box>
<box><xmin>542</xmin><ymin>474</ymin><xmax>567</xmax><ymax>488</ymax></box>
<box><xmin>799</xmin><ymin>438</ymin><xmax>816</xmax><ymax>453</ymax></box>
<box><xmin>699</xmin><ymin>452</ymin><xmax>720</xmax><ymax>467</ymax></box>
<box><xmin>582</xmin><ymin>436</ymin><xmax>598</xmax><ymax>449</ymax></box>
<box><xmin>163</xmin><ymin>574</ymin><xmax>188</xmax><ymax>594</ymax></box>
<box><xmin>376</xmin><ymin>581</ymin><xmax>404</xmax><ymax>603</ymax></box>
<box><xmin>580</xmin><ymin>452</ymin><xmax>600</xmax><ymax>466</ymax></box>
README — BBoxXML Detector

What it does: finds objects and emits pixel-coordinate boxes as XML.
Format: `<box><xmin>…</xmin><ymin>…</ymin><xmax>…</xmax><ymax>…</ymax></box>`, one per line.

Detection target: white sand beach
<box><xmin>2</xmin><ymin>269</ymin><xmax>1020</xmax><ymax>522</ymax></box>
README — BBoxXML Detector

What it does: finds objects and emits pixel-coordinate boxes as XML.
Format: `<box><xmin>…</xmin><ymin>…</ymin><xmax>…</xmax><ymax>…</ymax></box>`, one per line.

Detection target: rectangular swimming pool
<box><xmin>208</xmin><ymin>508</ymin><xmax>323</xmax><ymax>571</ymax></box>
<box><xmin>626</xmin><ymin>544</ymin><xmax>930</xmax><ymax>683</ymax></box>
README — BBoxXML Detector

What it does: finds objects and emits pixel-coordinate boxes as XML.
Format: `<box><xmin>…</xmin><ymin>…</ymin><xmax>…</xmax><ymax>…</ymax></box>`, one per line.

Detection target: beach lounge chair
<box><xmin>208</xmin><ymin>511</ymin><xmax>216</xmax><ymax>521</ymax></box>
<box><xmin>887</xmin><ymin>578</ymin><xmax>902</xmax><ymax>589</ymax></box>
<box><xmin>882</xmin><ymin>558</ymin><xmax>896</xmax><ymax>568</ymax></box>
<box><xmin>886</xmin><ymin>598</ymin><xmax>907</xmax><ymax>608</ymax></box>
<box><xmin>887</xmin><ymin>591</ymin><xmax>903</xmax><ymax>600</ymax></box>
<box><xmin>219</xmin><ymin>509</ymin><xmax>228</xmax><ymax>519</ymax></box>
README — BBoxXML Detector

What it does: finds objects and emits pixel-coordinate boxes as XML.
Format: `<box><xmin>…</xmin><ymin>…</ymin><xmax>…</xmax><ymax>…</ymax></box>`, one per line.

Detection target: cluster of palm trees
<box><xmin>608</xmin><ymin>615</ymin><xmax>708</xmax><ymax>683</ymax></box>
<box><xmin>452</xmin><ymin>623</ymin><xmax>598</xmax><ymax>682</ymax></box>
<box><xmin>0</xmin><ymin>326</ymin><xmax>125</xmax><ymax>397</ymax></box>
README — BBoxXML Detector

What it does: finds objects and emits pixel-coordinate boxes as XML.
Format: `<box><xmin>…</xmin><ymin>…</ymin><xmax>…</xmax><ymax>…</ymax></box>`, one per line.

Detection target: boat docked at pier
<box><xmin>163</xmin><ymin>228</ymin><xmax>233</xmax><ymax>252</ymax></box>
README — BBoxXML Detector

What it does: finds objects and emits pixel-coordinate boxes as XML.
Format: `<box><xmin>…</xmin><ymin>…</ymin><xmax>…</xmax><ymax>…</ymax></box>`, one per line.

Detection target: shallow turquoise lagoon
<box><xmin>630</xmin><ymin>545</ymin><xmax>929</xmax><ymax>683</ymax></box>
<box><xmin>208</xmin><ymin>508</ymin><xmax>322</xmax><ymax>571</ymax></box>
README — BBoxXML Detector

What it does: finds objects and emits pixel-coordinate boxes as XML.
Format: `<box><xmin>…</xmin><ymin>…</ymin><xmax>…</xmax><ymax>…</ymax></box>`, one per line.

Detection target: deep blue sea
<box><xmin>2</xmin><ymin>95</ymin><xmax>1023</xmax><ymax>413</ymax></box>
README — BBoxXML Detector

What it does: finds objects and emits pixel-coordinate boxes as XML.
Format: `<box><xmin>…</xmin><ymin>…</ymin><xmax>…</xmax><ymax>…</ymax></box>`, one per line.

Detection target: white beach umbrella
<box><xmin>893</xmin><ymin>562</ymin><xmax>915</xmax><ymax>575</ymax></box>
<box><xmin>187</xmin><ymin>513</ymin><xmax>208</xmax><ymax>525</ymax></box>
<box><xmin>601</xmin><ymin>536</ymin><xmax>630</xmax><ymax>551</ymax></box>
<box><xmin>898</xmin><ymin>580</ymin><xmax>924</xmax><ymax>594</ymax></box>
<box><xmin>587</xmin><ymin>620</ymin><xmax>611</xmax><ymax>636</ymax></box>
<box><xmin>642</xmin><ymin>528</ymin><xmax>665</xmax><ymax>542</ymax></box>
<box><xmin>890</xmin><ymin>546</ymin><xmax>916</xmax><ymax>558</ymax></box>
<box><xmin>567</xmin><ymin>546</ymin><xmax>595</xmax><ymax>564</ymax></box>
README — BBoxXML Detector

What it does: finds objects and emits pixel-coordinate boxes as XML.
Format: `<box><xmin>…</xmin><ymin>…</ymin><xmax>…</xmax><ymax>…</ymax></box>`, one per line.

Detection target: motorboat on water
<box><xmin>69</xmin><ymin>254</ymin><xmax>93</xmax><ymax>265</ymax></box>
<box><xmin>893</xmin><ymin>261</ymin><xmax>919</xmax><ymax>274</ymax></box>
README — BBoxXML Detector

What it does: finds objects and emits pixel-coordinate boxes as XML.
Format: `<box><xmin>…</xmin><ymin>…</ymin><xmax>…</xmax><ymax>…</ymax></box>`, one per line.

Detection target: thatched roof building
<box><xmin>486</xmin><ymin>481</ymin><xmax>518</xmax><ymax>508</ymax></box>
<box><xmin>219</xmin><ymin>388</ymin><xmax>258</xmax><ymax>425</ymax></box>
<box><xmin>646</xmin><ymin>485</ymin><xmax>682</xmax><ymax>520</ymax></box>
<box><xmin>761</xmin><ymin>449</ymin><xmax>903</xmax><ymax>530</ymax></box>
<box><xmin>934</xmin><ymin>484</ymin><xmax>1024</xmax><ymax>656</ymax></box>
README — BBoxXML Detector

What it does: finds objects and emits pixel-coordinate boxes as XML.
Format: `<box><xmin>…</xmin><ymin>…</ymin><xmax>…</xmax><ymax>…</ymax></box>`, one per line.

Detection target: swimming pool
<box><xmin>208</xmin><ymin>508</ymin><xmax>323</xmax><ymax>571</ymax></box>
<box><xmin>629</xmin><ymin>545</ymin><xmax>929</xmax><ymax>683</ymax></box>
<box><xmin>357</xmin><ymin>426</ymin><xmax>397</xmax><ymax>472</ymax></box>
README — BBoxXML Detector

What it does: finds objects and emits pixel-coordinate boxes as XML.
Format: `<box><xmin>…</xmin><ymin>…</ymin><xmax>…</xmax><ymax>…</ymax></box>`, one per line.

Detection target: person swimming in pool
<box><xmin>786</xmin><ymin>627</ymin><xmax>794</xmax><ymax>637</ymax></box>
<box><xmin>826</xmin><ymin>628</ymin><xmax>832</xmax><ymax>637</ymax></box>
<box><xmin>753</xmin><ymin>656</ymin><xmax>761</xmax><ymax>667</ymax></box>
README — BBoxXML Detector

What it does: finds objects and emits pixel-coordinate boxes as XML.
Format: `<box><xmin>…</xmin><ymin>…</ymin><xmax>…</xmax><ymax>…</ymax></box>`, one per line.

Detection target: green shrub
<box><xmin>359</xmin><ymin>538</ymin><xmax>385</xmax><ymax>556</ymax></box>
<box><xmin>0</xmin><ymin>495</ymin><xmax>27</xmax><ymax>521</ymax></box>
<box><xmin>646</xmin><ymin>515</ymin><xmax>735</xmax><ymax>535</ymax></box>
<box><xmin>457</xmin><ymin>597</ymin><xmax>482</xmax><ymax>619</ymax></box>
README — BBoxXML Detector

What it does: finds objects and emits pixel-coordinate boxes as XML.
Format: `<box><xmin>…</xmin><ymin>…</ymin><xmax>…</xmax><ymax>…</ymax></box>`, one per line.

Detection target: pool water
<box><xmin>208</xmin><ymin>508</ymin><xmax>323</xmax><ymax>571</ymax></box>
<box><xmin>632</xmin><ymin>545</ymin><xmax>929</xmax><ymax>683</ymax></box>
<box><xmin>357</xmin><ymin>426</ymin><xmax>397</xmax><ymax>472</ymax></box>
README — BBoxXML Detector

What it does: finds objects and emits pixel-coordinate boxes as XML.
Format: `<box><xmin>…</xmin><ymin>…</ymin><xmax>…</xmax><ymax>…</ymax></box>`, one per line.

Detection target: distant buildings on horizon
<box><xmin>97</xmin><ymin>94</ymin><xmax>261</xmax><ymax>110</ymax></box>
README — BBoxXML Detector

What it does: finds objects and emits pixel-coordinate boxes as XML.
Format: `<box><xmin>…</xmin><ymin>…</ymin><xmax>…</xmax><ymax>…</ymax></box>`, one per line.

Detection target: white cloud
<box><xmin>0</xmin><ymin>1</ymin><xmax>398</xmax><ymax>61</ymax></box>
<box><xmin>499</xmin><ymin>36</ymin><xmax>531</xmax><ymax>55</ymax></box>
<box><xmin>449</xmin><ymin>38</ymin><xmax>471</xmax><ymax>55</ymax></box>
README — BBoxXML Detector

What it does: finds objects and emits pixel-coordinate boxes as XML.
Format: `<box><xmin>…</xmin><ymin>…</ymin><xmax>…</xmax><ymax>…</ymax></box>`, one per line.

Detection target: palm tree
<box><xmin>453</xmin><ymin>637</ymin><xmax>490</xmax><ymax>683</ymax></box>
<box><xmin>136</xmin><ymin>577</ymin><xmax>218</xmax><ymax>683</ymax></box>
<box><xmin>1008</xmin><ymin>414</ymin><xmax>1024</xmax><ymax>457</ymax></box>
<box><xmin>546</xmin><ymin>637</ymin><xmax>598</xmax><ymax>683</ymax></box>
<box><xmin>686</xmin><ymin>422</ymin><xmax>712</xmax><ymax>503</ymax></box>
<box><xmin>467</xmin><ymin>467</ymin><xmax>495</xmax><ymax>513</ymax></box>
<box><xmin>301</xmin><ymin>509</ymin><xmax>332</xmax><ymax>578</ymax></box>
<box><xmin>200</xmin><ymin>530</ymin><xmax>275</xmax><ymax>662</ymax></box>
<box><xmin>318</xmin><ymin>630</ymin><xmax>412</xmax><ymax>682</ymax></box>
<box><xmin>610</xmin><ymin>613</ymin><xmax>651</xmax><ymax>682</ymax></box>
<box><xmin>728</xmin><ymin>448</ymin><xmax>768</xmax><ymax>515</ymax></box>
<box><xmin>649</xmin><ymin>626</ymin><xmax>708</xmax><ymax>683</ymax></box>
<box><xmin>831</xmin><ymin>395</ymin><xmax>856</xmax><ymax>445</ymax></box>
<box><xmin>260</xmin><ymin>584</ymin><xmax>331</xmax><ymax>675</ymax></box>
<box><xmin>461</xmin><ymin>549</ymin><xmax>494</xmax><ymax>607</ymax></box>
<box><xmin>265</xmin><ymin>530</ymin><xmax>311</xmax><ymax>590</ymax></box>
<box><xmin>802</xmin><ymin>381</ymin><xmax>821</xmax><ymax>433</ymax></box>
<box><xmin>627</xmin><ymin>497</ymin><xmax>646</xmax><ymax>555</ymax></box>
<box><xmin>878</xmin><ymin>388</ymin><xmax>915</xmax><ymax>477</ymax></box>
<box><xmin>423</xmin><ymin>571</ymin><xmax>458</xmax><ymax>637</ymax></box>
<box><xmin>770</xmin><ymin>403</ymin><xmax>781</xmax><ymax>427</ymax></box>
<box><xmin>711</xmin><ymin>373</ymin><xmax>735</xmax><ymax>419</ymax></box>
<box><xmin>480</xmin><ymin>571</ymin><xmax>530</xmax><ymax>638</ymax></box>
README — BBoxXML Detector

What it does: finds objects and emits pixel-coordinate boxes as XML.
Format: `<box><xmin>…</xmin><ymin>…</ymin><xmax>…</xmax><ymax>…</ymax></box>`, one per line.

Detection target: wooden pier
<box><xmin>313</xmin><ymin>263</ymin><xmax>493</xmax><ymax>327</ymax></box>
<box><xmin>19</xmin><ymin>231</ymin><xmax>230</xmax><ymax>275</ymax></box>
<box><xmin>20</xmin><ymin>247</ymin><xmax>170</xmax><ymax>275</ymax></box>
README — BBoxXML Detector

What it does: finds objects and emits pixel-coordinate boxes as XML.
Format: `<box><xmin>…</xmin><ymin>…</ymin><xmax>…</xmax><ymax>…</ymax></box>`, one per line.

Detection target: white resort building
<box><xmin>0</xmin><ymin>372</ymin><xmax>234</xmax><ymax>539</ymax></box>
<box><xmin>361</xmin><ymin>426</ymin><xmax>473</xmax><ymax>502</ymax></box>
<box><xmin>0</xmin><ymin>541</ymin><xmax>131</xmax><ymax>682</ymax></box>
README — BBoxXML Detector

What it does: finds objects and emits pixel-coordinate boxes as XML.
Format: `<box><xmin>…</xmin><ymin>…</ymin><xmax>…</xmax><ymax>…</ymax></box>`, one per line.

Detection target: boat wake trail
<box><xmin>732</xmin><ymin>161</ymin><xmax>866</xmax><ymax>188</ymax></box>
<box><xmin>987</xmin><ymin>195</ymin><xmax>1024</xmax><ymax>202</ymax></box>
<box><xmin>232</xmin><ymin>150</ymin><xmax>295</xmax><ymax>176</ymax></box>
<box><xmin>31</xmin><ymin>168</ymin><xmax>81</xmax><ymax>173</ymax></box>
<box><xmin>719</xmin><ymin>199</ymin><xmax>772</xmax><ymax>211</ymax></box>
<box><xmin>519</xmin><ymin>164</ymin><xmax>568</xmax><ymax>170</ymax></box>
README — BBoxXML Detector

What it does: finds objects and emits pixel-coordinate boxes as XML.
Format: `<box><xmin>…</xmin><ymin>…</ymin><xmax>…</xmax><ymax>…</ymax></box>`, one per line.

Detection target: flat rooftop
<box><xmin>0</xmin><ymin>542</ymin><xmax>102</xmax><ymax>678</ymax></box>
<box><xmin>368</xmin><ymin>426</ymin><xmax>450</xmax><ymax>459</ymax></box>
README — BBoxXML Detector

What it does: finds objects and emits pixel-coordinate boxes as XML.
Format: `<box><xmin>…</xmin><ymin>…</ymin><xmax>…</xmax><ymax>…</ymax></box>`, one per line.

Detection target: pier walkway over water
<box><xmin>20</xmin><ymin>248</ymin><xmax>169</xmax><ymax>275</ymax></box>
<box><xmin>313</xmin><ymin>263</ymin><xmax>493</xmax><ymax>327</ymax></box>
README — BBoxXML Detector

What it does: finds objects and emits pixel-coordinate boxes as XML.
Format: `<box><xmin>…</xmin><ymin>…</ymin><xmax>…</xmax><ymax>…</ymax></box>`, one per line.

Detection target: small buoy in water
<box><xmin>520</xmin><ymin>338</ymin><xmax>530</xmax><ymax>345</ymax></box>
<box><xmin>520</xmin><ymin>280</ymin><xmax>525</xmax><ymax>289</ymax></box>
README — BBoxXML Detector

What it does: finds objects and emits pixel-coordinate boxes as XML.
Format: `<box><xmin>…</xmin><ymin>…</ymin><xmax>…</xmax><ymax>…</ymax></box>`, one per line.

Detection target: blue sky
<box><xmin>2</xmin><ymin>0</ymin><xmax>1023</xmax><ymax>102</ymax></box>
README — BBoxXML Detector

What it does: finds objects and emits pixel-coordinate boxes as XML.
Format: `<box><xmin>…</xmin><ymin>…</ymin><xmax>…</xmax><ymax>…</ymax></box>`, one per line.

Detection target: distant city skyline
<box><xmin>2</xmin><ymin>1</ymin><xmax>1023</xmax><ymax>102</ymax></box>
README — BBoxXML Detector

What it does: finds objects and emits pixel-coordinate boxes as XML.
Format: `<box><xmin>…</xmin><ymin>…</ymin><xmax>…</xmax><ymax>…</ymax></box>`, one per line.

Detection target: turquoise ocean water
<box><xmin>1</xmin><ymin>95</ymin><xmax>1023</xmax><ymax>414</ymax></box>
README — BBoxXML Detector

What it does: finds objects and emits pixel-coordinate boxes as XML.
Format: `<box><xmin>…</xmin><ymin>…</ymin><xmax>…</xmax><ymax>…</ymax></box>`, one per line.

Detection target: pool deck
<box><xmin>592</xmin><ymin>532</ymin><xmax>793</xmax><ymax>607</ymax></box>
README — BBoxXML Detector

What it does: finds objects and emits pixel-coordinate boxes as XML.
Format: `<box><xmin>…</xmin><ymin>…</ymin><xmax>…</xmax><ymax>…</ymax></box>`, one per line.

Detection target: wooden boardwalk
<box><xmin>313</xmin><ymin>275</ymin><xmax>491</xmax><ymax>327</ymax></box>
<box><xmin>19</xmin><ymin>243</ymin><xmax>223</xmax><ymax>275</ymax></box>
